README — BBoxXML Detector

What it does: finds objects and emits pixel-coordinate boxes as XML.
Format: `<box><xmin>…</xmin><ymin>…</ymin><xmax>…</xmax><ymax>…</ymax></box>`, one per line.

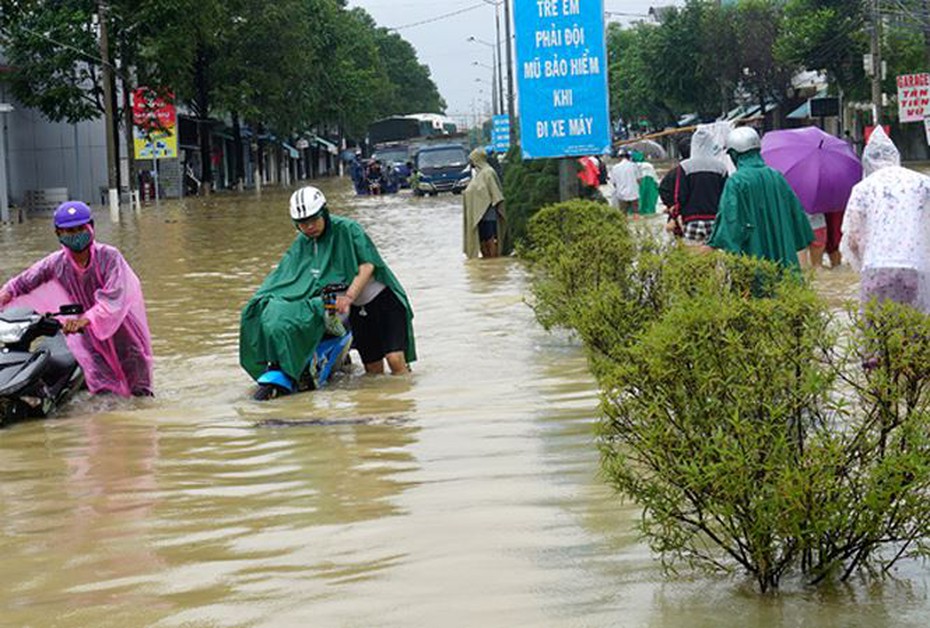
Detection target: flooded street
<box><xmin>1</xmin><ymin>182</ymin><xmax>928</xmax><ymax>627</ymax></box>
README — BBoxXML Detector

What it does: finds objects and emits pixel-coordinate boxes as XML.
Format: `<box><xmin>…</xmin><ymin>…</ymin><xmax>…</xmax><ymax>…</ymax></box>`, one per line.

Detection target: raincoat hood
<box><xmin>469</xmin><ymin>147</ymin><xmax>488</xmax><ymax>168</ymax></box>
<box><xmin>732</xmin><ymin>149</ymin><xmax>765</xmax><ymax>169</ymax></box>
<box><xmin>862</xmin><ymin>126</ymin><xmax>901</xmax><ymax>177</ymax></box>
<box><xmin>691</xmin><ymin>126</ymin><xmax>724</xmax><ymax>160</ymax></box>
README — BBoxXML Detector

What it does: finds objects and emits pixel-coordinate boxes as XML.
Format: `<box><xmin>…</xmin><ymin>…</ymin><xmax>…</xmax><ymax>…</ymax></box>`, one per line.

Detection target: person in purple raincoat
<box><xmin>0</xmin><ymin>201</ymin><xmax>154</xmax><ymax>396</ymax></box>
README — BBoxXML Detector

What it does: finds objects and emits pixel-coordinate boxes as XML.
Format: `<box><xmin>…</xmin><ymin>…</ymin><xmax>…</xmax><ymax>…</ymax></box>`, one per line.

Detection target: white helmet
<box><xmin>289</xmin><ymin>186</ymin><xmax>327</xmax><ymax>221</ymax></box>
<box><xmin>726</xmin><ymin>126</ymin><xmax>761</xmax><ymax>155</ymax></box>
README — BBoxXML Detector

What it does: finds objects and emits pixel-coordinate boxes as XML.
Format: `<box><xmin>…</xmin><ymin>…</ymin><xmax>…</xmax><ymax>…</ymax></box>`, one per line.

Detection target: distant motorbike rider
<box><xmin>365</xmin><ymin>160</ymin><xmax>386</xmax><ymax>195</ymax></box>
<box><xmin>0</xmin><ymin>201</ymin><xmax>154</xmax><ymax>396</ymax></box>
<box><xmin>239</xmin><ymin>186</ymin><xmax>416</xmax><ymax>381</ymax></box>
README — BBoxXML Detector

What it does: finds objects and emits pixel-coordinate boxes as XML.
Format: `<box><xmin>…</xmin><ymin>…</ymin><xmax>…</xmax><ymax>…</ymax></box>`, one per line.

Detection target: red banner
<box><xmin>132</xmin><ymin>87</ymin><xmax>176</xmax><ymax>133</ymax></box>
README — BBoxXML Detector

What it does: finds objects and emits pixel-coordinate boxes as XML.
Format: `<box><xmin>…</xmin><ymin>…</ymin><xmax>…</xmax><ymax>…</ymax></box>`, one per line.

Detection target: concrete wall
<box><xmin>2</xmin><ymin>89</ymin><xmax>111</xmax><ymax>207</ymax></box>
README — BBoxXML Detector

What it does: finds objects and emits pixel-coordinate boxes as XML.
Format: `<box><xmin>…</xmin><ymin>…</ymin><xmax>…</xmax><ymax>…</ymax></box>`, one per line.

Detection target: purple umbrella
<box><xmin>761</xmin><ymin>126</ymin><xmax>862</xmax><ymax>214</ymax></box>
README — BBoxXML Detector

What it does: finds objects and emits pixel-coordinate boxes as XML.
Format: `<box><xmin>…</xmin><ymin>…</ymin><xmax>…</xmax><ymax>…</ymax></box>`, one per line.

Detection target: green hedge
<box><xmin>523</xmin><ymin>201</ymin><xmax>930</xmax><ymax>593</ymax></box>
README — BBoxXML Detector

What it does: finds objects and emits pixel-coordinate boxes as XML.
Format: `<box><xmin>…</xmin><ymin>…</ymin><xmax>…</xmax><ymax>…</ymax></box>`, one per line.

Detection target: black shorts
<box><xmin>478</xmin><ymin>207</ymin><xmax>498</xmax><ymax>241</ymax></box>
<box><xmin>349</xmin><ymin>288</ymin><xmax>408</xmax><ymax>364</ymax></box>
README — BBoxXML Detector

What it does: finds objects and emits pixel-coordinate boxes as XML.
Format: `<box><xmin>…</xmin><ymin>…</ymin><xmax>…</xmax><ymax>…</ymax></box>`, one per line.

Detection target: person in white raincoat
<box><xmin>841</xmin><ymin>126</ymin><xmax>930</xmax><ymax>312</ymax></box>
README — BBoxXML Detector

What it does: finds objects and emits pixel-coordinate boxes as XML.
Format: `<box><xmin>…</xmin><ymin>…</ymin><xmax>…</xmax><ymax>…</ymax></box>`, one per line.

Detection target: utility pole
<box><xmin>870</xmin><ymin>0</ymin><xmax>884</xmax><ymax>126</ymax></box>
<box><xmin>491</xmin><ymin>57</ymin><xmax>498</xmax><ymax>116</ymax></box>
<box><xmin>494</xmin><ymin>2</ymin><xmax>505</xmax><ymax>117</ymax></box>
<box><xmin>98</xmin><ymin>0</ymin><xmax>120</xmax><ymax>221</ymax></box>
<box><xmin>0</xmin><ymin>103</ymin><xmax>11</xmax><ymax>224</ymax></box>
<box><xmin>924</xmin><ymin>0</ymin><xmax>930</xmax><ymax>69</ymax></box>
<box><xmin>503</xmin><ymin>0</ymin><xmax>516</xmax><ymax>145</ymax></box>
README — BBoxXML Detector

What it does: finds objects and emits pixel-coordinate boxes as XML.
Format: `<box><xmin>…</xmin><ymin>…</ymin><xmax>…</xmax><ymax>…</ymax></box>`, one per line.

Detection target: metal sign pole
<box><xmin>151</xmin><ymin>137</ymin><xmax>160</xmax><ymax>206</ymax></box>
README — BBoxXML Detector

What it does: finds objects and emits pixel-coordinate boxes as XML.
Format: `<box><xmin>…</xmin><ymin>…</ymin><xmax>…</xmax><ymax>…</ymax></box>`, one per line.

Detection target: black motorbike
<box><xmin>0</xmin><ymin>304</ymin><xmax>86</xmax><ymax>426</ymax></box>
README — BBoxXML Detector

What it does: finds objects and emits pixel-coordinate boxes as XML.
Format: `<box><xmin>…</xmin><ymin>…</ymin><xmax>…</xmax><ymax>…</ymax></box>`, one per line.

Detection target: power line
<box><xmin>0</xmin><ymin>23</ymin><xmax>110</xmax><ymax>68</ymax></box>
<box><xmin>387</xmin><ymin>3</ymin><xmax>487</xmax><ymax>32</ymax></box>
<box><xmin>604</xmin><ymin>11</ymin><xmax>650</xmax><ymax>18</ymax></box>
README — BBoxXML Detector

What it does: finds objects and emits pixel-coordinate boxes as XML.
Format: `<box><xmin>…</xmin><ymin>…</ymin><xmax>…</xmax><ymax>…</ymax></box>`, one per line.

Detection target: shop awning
<box><xmin>313</xmin><ymin>136</ymin><xmax>339</xmax><ymax>155</ymax></box>
<box><xmin>787</xmin><ymin>89</ymin><xmax>829</xmax><ymax>120</ymax></box>
<box><xmin>787</xmin><ymin>101</ymin><xmax>811</xmax><ymax>120</ymax></box>
<box><xmin>281</xmin><ymin>142</ymin><xmax>299</xmax><ymax>159</ymax></box>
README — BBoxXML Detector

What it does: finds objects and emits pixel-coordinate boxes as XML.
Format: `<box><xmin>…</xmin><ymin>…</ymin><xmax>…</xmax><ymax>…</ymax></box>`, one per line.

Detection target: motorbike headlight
<box><xmin>0</xmin><ymin>320</ymin><xmax>31</xmax><ymax>344</ymax></box>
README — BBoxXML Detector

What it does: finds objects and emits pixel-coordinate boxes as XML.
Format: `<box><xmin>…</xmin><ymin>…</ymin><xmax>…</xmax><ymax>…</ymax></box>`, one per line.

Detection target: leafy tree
<box><xmin>316</xmin><ymin>7</ymin><xmax>394</xmax><ymax>139</ymax></box>
<box><xmin>776</xmin><ymin>0</ymin><xmax>869</xmax><ymax>101</ymax></box>
<box><xmin>734</xmin><ymin>0</ymin><xmax>795</xmax><ymax>130</ymax></box>
<box><xmin>607</xmin><ymin>22</ymin><xmax>677</xmax><ymax>130</ymax></box>
<box><xmin>0</xmin><ymin>0</ymin><xmax>103</xmax><ymax>123</ymax></box>
<box><xmin>650</xmin><ymin>1</ymin><xmax>734</xmax><ymax>119</ymax></box>
<box><xmin>373</xmin><ymin>27</ymin><xmax>446</xmax><ymax>115</ymax></box>
<box><xmin>0</xmin><ymin>0</ymin><xmax>179</xmax><ymax>190</ymax></box>
<box><xmin>212</xmin><ymin>0</ymin><xmax>324</xmax><ymax>185</ymax></box>
<box><xmin>1</xmin><ymin>0</ymin><xmax>446</xmax><ymax>190</ymax></box>
<box><xmin>142</xmin><ymin>0</ymin><xmax>232</xmax><ymax>191</ymax></box>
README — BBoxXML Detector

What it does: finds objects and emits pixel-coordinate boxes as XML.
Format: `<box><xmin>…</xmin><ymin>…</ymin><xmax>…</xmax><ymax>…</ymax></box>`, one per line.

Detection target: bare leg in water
<box><xmin>364</xmin><ymin>351</ymin><xmax>408</xmax><ymax>375</ymax></box>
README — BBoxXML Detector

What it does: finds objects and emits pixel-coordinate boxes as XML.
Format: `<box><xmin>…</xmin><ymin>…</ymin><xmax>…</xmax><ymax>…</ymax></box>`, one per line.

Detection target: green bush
<box><xmin>503</xmin><ymin>151</ymin><xmax>560</xmax><ymax>250</ymax></box>
<box><xmin>524</xmin><ymin>205</ymin><xmax>930</xmax><ymax>593</ymax></box>
<box><xmin>503</xmin><ymin>150</ymin><xmax>605</xmax><ymax>250</ymax></box>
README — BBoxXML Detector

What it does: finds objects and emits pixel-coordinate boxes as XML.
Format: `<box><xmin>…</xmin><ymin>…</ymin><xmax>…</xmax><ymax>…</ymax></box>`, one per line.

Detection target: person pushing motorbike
<box><xmin>0</xmin><ymin>201</ymin><xmax>154</xmax><ymax>397</ymax></box>
<box><xmin>239</xmin><ymin>186</ymin><xmax>416</xmax><ymax>388</ymax></box>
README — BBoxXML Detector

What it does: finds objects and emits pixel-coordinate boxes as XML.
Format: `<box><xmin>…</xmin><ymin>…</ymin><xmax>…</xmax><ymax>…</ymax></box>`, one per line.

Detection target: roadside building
<box><xmin>1</xmin><ymin>63</ymin><xmax>117</xmax><ymax>212</ymax></box>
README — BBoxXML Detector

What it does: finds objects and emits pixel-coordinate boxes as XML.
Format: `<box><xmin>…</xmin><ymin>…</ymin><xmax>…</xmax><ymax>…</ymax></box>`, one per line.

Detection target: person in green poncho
<box><xmin>239</xmin><ymin>186</ymin><xmax>415</xmax><ymax>384</ymax></box>
<box><xmin>705</xmin><ymin>127</ymin><xmax>814</xmax><ymax>268</ymax></box>
<box><xmin>632</xmin><ymin>152</ymin><xmax>659</xmax><ymax>215</ymax></box>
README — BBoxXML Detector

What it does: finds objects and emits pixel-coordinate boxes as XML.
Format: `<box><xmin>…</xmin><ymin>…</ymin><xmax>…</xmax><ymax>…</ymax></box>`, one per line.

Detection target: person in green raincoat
<box><xmin>239</xmin><ymin>186</ymin><xmax>415</xmax><ymax>384</ymax></box>
<box><xmin>632</xmin><ymin>152</ymin><xmax>659</xmax><ymax>215</ymax></box>
<box><xmin>706</xmin><ymin>127</ymin><xmax>814</xmax><ymax>268</ymax></box>
<box><xmin>463</xmin><ymin>147</ymin><xmax>506</xmax><ymax>259</ymax></box>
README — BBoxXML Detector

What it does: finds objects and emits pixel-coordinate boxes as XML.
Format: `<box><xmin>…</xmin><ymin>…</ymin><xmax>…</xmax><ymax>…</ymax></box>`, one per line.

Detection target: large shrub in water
<box><xmin>524</xmin><ymin>205</ymin><xmax>930</xmax><ymax>593</ymax></box>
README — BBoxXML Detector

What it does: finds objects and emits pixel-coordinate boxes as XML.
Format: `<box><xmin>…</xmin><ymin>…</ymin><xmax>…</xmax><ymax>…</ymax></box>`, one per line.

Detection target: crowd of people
<box><xmin>608</xmin><ymin>123</ymin><xmax>930</xmax><ymax>310</ymax></box>
<box><xmin>2</xmin><ymin>123</ymin><xmax>929</xmax><ymax>401</ymax></box>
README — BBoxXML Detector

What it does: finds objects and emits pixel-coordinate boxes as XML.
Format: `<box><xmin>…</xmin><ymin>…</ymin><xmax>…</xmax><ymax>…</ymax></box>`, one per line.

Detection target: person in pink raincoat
<box><xmin>0</xmin><ymin>201</ymin><xmax>153</xmax><ymax>396</ymax></box>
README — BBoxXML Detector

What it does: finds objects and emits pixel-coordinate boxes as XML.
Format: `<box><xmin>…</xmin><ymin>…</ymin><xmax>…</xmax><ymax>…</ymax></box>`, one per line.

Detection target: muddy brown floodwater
<box><xmin>0</xmin><ymin>181</ymin><xmax>926</xmax><ymax>627</ymax></box>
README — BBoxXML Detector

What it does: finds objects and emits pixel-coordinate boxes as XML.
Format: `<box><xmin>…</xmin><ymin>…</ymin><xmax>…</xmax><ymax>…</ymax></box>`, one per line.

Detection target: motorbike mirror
<box><xmin>58</xmin><ymin>304</ymin><xmax>85</xmax><ymax>316</ymax></box>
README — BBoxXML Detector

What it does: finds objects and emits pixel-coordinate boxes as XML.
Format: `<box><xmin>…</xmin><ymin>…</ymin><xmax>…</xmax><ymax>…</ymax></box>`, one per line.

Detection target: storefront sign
<box><xmin>514</xmin><ymin>0</ymin><xmax>611</xmax><ymax>159</ymax></box>
<box><xmin>896</xmin><ymin>73</ymin><xmax>930</xmax><ymax>123</ymax></box>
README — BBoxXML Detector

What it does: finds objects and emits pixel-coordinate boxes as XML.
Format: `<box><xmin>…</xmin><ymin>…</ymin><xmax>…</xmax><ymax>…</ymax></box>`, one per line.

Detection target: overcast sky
<box><xmin>348</xmin><ymin>0</ymin><xmax>684</xmax><ymax>127</ymax></box>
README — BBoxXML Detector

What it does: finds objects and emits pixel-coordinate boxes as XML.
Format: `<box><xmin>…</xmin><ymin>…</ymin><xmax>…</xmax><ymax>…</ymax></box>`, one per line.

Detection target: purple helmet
<box><xmin>53</xmin><ymin>201</ymin><xmax>93</xmax><ymax>228</ymax></box>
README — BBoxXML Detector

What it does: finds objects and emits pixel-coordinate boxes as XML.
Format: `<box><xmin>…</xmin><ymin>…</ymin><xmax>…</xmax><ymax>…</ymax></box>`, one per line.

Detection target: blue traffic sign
<box><xmin>492</xmin><ymin>115</ymin><xmax>511</xmax><ymax>153</ymax></box>
<box><xmin>513</xmin><ymin>0</ymin><xmax>611</xmax><ymax>159</ymax></box>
